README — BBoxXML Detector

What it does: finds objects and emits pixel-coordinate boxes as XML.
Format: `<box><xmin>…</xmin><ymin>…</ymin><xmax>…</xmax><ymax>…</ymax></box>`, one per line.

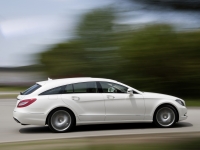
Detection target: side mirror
<box><xmin>127</xmin><ymin>88</ymin><xmax>133</xmax><ymax>95</ymax></box>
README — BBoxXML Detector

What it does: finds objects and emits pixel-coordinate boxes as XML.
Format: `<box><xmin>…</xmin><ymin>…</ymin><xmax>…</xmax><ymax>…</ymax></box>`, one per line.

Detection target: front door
<box><xmin>98</xmin><ymin>82</ymin><xmax>145</xmax><ymax>121</ymax></box>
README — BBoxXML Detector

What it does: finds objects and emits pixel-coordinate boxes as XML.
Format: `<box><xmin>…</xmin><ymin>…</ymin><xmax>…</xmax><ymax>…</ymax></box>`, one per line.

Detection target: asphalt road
<box><xmin>0</xmin><ymin>99</ymin><xmax>199</xmax><ymax>143</ymax></box>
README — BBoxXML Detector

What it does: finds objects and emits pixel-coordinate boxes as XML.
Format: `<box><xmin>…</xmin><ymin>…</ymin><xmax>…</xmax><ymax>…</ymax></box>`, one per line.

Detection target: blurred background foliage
<box><xmin>133</xmin><ymin>0</ymin><xmax>200</xmax><ymax>10</ymax></box>
<box><xmin>40</xmin><ymin>8</ymin><xmax>200</xmax><ymax>98</ymax></box>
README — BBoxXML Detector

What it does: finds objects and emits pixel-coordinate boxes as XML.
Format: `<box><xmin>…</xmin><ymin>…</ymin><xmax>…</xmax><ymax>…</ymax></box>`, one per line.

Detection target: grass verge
<box><xmin>0</xmin><ymin>133</ymin><xmax>200</xmax><ymax>150</ymax></box>
<box><xmin>0</xmin><ymin>87</ymin><xmax>26</xmax><ymax>91</ymax></box>
<box><xmin>0</xmin><ymin>94</ymin><xmax>18</xmax><ymax>99</ymax></box>
<box><xmin>185</xmin><ymin>100</ymin><xmax>200</xmax><ymax>107</ymax></box>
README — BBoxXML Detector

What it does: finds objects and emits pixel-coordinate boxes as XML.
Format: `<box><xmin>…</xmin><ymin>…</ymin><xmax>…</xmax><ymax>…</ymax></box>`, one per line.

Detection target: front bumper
<box><xmin>13</xmin><ymin>110</ymin><xmax>46</xmax><ymax>126</ymax></box>
<box><xmin>178</xmin><ymin>106</ymin><xmax>188</xmax><ymax>121</ymax></box>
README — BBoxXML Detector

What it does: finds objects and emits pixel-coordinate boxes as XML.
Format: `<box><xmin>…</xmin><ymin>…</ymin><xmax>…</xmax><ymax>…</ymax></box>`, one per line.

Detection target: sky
<box><xmin>0</xmin><ymin>0</ymin><xmax>117</xmax><ymax>67</ymax></box>
<box><xmin>1</xmin><ymin>0</ymin><xmax>200</xmax><ymax>67</ymax></box>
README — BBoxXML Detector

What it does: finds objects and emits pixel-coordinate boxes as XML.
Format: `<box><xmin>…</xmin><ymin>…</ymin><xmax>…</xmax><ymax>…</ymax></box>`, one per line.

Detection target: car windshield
<box><xmin>21</xmin><ymin>84</ymin><xmax>41</xmax><ymax>95</ymax></box>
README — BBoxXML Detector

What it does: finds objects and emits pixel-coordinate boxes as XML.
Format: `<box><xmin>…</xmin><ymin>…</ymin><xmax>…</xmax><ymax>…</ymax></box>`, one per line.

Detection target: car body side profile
<box><xmin>13</xmin><ymin>77</ymin><xmax>187</xmax><ymax>132</ymax></box>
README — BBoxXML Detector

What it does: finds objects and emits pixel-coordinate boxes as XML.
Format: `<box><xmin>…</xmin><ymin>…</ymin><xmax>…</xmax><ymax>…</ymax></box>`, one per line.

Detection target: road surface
<box><xmin>0</xmin><ymin>99</ymin><xmax>199</xmax><ymax>143</ymax></box>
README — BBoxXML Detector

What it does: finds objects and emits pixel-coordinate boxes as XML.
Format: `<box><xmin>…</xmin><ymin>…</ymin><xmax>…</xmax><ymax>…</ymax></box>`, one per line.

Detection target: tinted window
<box><xmin>99</xmin><ymin>82</ymin><xmax>128</xmax><ymax>93</ymax></box>
<box><xmin>87</xmin><ymin>82</ymin><xmax>98</xmax><ymax>93</ymax></box>
<box><xmin>21</xmin><ymin>84</ymin><xmax>41</xmax><ymax>95</ymax></box>
<box><xmin>73</xmin><ymin>82</ymin><xmax>97</xmax><ymax>93</ymax></box>
<box><xmin>40</xmin><ymin>86</ymin><xmax>63</xmax><ymax>95</ymax></box>
<box><xmin>64</xmin><ymin>84</ymin><xmax>73</xmax><ymax>93</ymax></box>
<box><xmin>73</xmin><ymin>83</ymin><xmax>86</xmax><ymax>93</ymax></box>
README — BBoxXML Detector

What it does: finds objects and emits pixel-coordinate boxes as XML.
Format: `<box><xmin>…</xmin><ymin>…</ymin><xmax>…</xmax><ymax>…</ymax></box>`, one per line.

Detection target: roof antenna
<box><xmin>48</xmin><ymin>77</ymin><xmax>52</xmax><ymax>81</ymax></box>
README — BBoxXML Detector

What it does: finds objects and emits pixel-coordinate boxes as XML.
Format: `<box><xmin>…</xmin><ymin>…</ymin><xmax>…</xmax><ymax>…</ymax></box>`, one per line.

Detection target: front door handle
<box><xmin>107</xmin><ymin>95</ymin><xmax>115</xmax><ymax>99</ymax></box>
<box><xmin>72</xmin><ymin>96</ymin><xmax>80</xmax><ymax>101</ymax></box>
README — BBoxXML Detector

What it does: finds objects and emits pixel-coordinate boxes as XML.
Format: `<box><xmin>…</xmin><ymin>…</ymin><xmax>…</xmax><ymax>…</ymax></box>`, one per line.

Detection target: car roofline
<box><xmin>34</xmin><ymin>77</ymin><xmax>142</xmax><ymax>95</ymax></box>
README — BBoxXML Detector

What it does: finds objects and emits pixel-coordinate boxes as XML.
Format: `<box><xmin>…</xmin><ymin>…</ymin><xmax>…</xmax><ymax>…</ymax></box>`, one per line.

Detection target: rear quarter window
<box><xmin>21</xmin><ymin>84</ymin><xmax>41</xmax><ymax>95</ymax></box>
<box><xmin>39</xmin><ymin>86</ymin><xmax>64</xmax><ymax>95</ymax></box>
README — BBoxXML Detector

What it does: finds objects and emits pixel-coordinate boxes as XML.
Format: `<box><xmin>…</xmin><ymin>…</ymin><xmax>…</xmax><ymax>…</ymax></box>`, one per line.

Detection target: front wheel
<box><xmin>48</xmin><ymin>109</ymin><xmax>75</xmax><ymax>133</ymax></box>
<box><xmin>154</xmin><ymin>105</ymin><xmax>177</xmax><ymax>128</ymax></box>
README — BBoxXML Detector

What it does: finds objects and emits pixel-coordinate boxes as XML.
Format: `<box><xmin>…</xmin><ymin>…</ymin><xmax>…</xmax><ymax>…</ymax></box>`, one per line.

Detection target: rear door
<box><xmin>62</xmin><ymin>82</ymin><xmax>105</xmax><ymax>122</ymax></box>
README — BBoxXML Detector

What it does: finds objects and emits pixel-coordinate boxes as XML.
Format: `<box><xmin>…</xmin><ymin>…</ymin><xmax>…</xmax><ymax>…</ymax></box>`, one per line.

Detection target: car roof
<box><xmin>31</xmin><ymin>77</ymin><xmax>141</xmax><ymax>95</ymax></box>
<box><xmin>37</xmin><ymin>77</ymin><xmax>118</xmax><ymax>87</ymax></box>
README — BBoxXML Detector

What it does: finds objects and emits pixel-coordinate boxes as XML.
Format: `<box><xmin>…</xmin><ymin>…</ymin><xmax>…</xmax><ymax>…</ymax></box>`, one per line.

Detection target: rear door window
<box><xmin>62</xmin><ymin>82</ymin><xmax>98</xmax><ymax>94</ymax></box>
<box><xmin>73</xmin><ymin>82</ymin><xmax>87</xmax><ymax>93</ymax></box>
<box><xmin>21</xmin><ymin>84</ymin><xmax>41</xmax><ymax>95</ymax></box>
<box><xmin>73</xmin><ymin>82</ymin><xmax>98</xmax><ymax>93</ymax></box>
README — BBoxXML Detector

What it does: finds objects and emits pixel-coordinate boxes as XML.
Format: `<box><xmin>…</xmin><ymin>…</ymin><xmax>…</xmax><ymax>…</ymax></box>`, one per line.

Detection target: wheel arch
<box><xmin>45</xmin><ymin>107</ymin><xmax>76</xmax><ymax>125</ymax></box>
<box><xmin>153</xmin><ymin>103</ymin><xmax>179</xmax><ymax>122</ymax></box>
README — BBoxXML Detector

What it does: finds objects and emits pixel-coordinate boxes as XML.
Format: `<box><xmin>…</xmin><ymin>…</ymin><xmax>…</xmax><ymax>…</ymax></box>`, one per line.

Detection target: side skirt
<box><xmin>76</xmin><ymin>120</ymin><xmax>153</xmax><ymax>126</ymax></box>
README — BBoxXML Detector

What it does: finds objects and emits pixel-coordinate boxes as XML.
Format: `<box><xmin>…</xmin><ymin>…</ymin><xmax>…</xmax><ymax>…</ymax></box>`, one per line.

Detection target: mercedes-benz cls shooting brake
<box><xmin>13</xmin><ymin>77</ymin><xmax>187</xmax><ymax>132</ymax></box>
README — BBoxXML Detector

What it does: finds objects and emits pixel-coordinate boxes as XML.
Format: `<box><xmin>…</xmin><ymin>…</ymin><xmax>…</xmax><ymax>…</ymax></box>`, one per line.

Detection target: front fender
<box><xmin>144</xmin><ymin>98</ymin><xmax>180</xmax><ymax>121</ymax></box>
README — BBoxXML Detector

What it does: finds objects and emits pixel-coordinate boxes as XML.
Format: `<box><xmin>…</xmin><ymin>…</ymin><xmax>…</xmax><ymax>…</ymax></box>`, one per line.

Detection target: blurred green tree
<box><xmin>76</xmin><ymin>8</ymin><xmax>120</xmax><ymax>77</ymax></box>
<box><xmin>40</xmin><ymin>41</ymin><xmax>87</xmax><ymax>77</ymax></box>
<box><xmin>120</xmin><ymin>24</ymin><xmax>200</xmax><ymax>97</ymax></box>
<box><xmin>40</xmin><ymin>7</ymin><xmax>200</xmax><ymax>98</ymax></box>
<box><xmin>40</xmin><ymin>8</ymin><xmax>119</xmax><ymax>78</ymax></box>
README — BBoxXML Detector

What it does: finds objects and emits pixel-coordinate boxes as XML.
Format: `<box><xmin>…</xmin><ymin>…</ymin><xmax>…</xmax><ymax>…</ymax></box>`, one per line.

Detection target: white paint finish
<box><xmin>49</xmin><ymin>94</ymin><xmax>58</xmax><ymax>100</ymax></box>
<box><xmin>103</xmin><ymin>93</ymin><xmax>145</xmax><ymax>121</ymax></box>
<box><xmin>143</xmin><ymin>92</ymin><xmax>187</xmax><ymax>121</ymax></box>
<box><xmin>1</xmin><ymin>99</ymin><xmax>199</xmax><ymax>143</ymax></box>
<box><xmin>13</xmin><ymin>111</ymin><xmax>46</xmax><ymax>125</ymax></box>
<box><xmin>62</xmin><ymin>93</ymin><xmax>105</xmax><ymax>121</ymax></box>
<box><xmin>13</xmin><ymin>77</ymin><xmax>187</xmax><ymax>127</ymax></box>
<box><xmin>14</xmin><ymin>94</ymin><xmax>70</xmax><ymax>125</ymax></box>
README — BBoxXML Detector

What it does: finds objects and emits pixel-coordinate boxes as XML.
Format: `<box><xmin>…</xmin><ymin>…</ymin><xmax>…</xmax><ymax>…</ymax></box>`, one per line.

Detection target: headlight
<box><xmin>175</xmin><ymin>99</ymin><xmax>185</xmax><ymax>106</ymax></box>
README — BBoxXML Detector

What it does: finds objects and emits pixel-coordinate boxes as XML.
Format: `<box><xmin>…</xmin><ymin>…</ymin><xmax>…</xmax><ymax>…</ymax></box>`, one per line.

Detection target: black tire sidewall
<box><xmin>48</xmin><ymin>108</ymin><xmax>75</xmax><ymax>133</ymax></box>
<box><xmin>153</xmin><ymin>105</ymin><xmax>178</xmax><ymax>128</ymax></box>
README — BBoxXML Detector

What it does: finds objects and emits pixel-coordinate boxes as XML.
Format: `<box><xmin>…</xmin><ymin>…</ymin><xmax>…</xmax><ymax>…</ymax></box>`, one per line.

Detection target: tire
<box><xmin>48</xmin><ymin>109</ymin><xmax>75</xmax><ymax>133</ymax></box>
<box><xmin>153</xmin><ymin>105</ymin><xmax>178</xmax><ymax>128</ymax></box>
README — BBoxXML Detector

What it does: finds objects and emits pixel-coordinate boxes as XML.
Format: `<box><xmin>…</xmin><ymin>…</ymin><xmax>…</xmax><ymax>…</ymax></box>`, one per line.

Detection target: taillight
<box><xmin>17</xmin><ymin>98</ymin><xmax>37</xmax><ymax>108</ymax></box>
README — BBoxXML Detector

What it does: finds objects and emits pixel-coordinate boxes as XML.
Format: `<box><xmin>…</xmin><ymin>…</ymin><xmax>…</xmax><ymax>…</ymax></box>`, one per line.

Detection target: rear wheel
<box><xmin>154</xmin><ymin>105</ymin><xmax>177</xmax><ymax>128</ymax></box>
<box><xmin>48</xmin><ymin>109</ymin><xmax>75</xmax><ymax>133</ymax></box>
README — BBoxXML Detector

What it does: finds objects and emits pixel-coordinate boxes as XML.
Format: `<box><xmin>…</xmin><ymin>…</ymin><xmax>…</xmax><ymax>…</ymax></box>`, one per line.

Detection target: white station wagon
<box><xmin>13</xmin><ymin>77</ymin><xmax>187</xmax><ymax>132</ymax></box>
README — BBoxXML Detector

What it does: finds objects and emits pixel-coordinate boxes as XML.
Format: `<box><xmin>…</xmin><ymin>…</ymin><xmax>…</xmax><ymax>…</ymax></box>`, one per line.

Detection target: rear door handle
<box><xmin>107</xmin><ymin>95</ymin><xmax>115</xmax><ymax>99</ymax></box>
<box><xmin>72</xmin><ymin>96</ymin><xmax>80</xmax><ymax>101</ymax></box>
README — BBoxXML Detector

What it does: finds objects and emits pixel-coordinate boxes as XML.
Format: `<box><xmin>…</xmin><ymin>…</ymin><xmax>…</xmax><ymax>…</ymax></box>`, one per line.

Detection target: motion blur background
<box><xmin>1</xmin><ymin>0</ymin><xmax>200</xmax><ymax>100</ymax></box>
<box><xmin>1</xmin><ymin>1</ymin><xmax>200</xmax><ymax>149</ymax></box>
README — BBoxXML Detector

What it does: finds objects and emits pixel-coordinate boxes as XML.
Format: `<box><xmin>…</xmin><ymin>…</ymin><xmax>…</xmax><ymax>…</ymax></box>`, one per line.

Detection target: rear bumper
<box><xmin>178</xmin><ymin>107</ymin><xmax>188</xmax><ymax>121</ymax></box>
<box><xmin>13</xmin><ymin>110</ymin><xmax>46</xmax><ymax>126</ymax></box>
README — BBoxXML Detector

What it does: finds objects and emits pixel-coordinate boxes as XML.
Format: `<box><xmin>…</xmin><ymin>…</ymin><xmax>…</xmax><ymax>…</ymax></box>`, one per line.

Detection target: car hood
<box><xmin>142</xmin><ymin>92</ymin><xmax>178</xmax><ymax>100</ymax></box>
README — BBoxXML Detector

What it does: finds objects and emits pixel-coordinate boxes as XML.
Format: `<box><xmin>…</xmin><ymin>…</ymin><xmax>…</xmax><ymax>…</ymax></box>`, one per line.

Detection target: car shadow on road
<box><xmin>73</xmin><ymin>122</ymin><xmax>193</xmax><ymax>132</ymax></box>
<box><xmin>173</xmin><ymin>122</ymin><xmax>193</xmax><ymax>128</ymax></box>
<box><xmin>19</xmin><ymin>122</ymin><xmax>193</xmax><ymax>134</ymax></box>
